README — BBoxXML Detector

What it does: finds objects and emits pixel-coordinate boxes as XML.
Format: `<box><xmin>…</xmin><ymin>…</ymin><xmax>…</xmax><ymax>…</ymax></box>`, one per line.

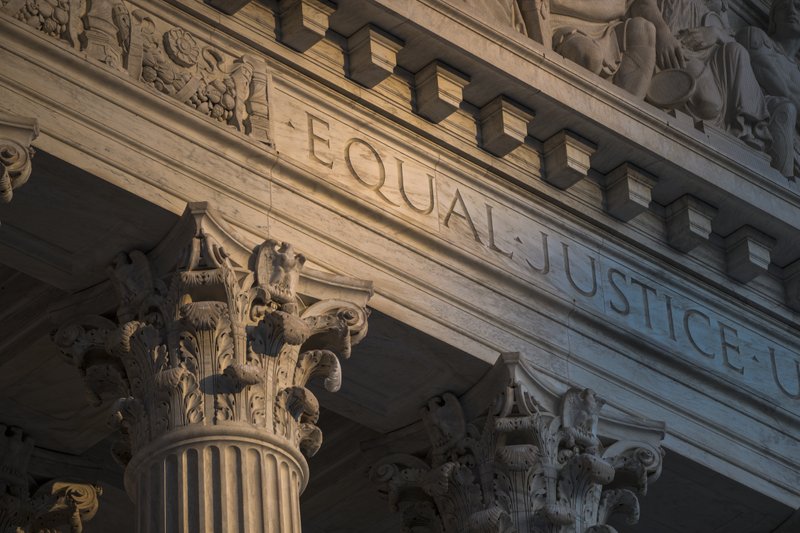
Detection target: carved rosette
<box><xmin>0</xmin><ymin>114</ymin><xmax>39</xmax><ymax>204</ymax></box>
<box><xmin>371</xmin><ymin>357</ymin><xmax>663</xmax><ymax>533</ymax></box>
<box><xmin>53</xmin><ymin>203</ymin><xmax>369</xmax><ymax>530</ymax></box>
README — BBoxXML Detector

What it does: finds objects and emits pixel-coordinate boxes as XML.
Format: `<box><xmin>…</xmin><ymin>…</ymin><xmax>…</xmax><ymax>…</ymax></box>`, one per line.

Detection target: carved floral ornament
<box><xmin>53</xmin><ymin>202</ymin><xmax>371</xmax><ymax>465</ymax></box>
<box><xmin>0</xmin><ymin>0</ymin><xmax>272</xmax><ymax>144</ymax></box>
<box><xmin>370</xmin><ymin>353</ymin><xmax>665</xmax><ymax>533</ymax></box>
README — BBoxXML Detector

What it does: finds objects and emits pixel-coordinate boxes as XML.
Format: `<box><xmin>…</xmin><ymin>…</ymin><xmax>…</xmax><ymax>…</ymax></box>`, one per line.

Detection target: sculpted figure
<box><xmin>547</xmin><ymin>0</ymin><xmax>675</xmax><ymax>98</ymax></box>
<box><xmin>737</xmin><ymin>0</ymin><xmax>800</xmax><ymax>177</ymax></box>
<box><xmin>655</xmin><ymin>0</ymin><xmax>771</xmax><ymax>150</ymax></box>
<box><xmin>455</xmin><ymin>0</ymin><xmax>527</xmax><ymax>32</ymax></box>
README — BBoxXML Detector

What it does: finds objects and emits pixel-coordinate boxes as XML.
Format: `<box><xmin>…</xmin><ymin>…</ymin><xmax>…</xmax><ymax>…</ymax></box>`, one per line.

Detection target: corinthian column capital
<box><xmin>53</xmin><ymin>202</ymin><xmax>372</xmax><ymax>532</ymax></box>
<box><xmin>371</xmin><ymin>353</ymin><xmax>664</xmax><ymax>533</ymax></box>
<box><xmin>0</xmin><ymin>113</ymin><xmax>39</xmax><ymax>203</ymax></box>
<box><xmin>0</xmin><ymin>426</ymin><xmax>102</xmax><ymax>533</ymax></box>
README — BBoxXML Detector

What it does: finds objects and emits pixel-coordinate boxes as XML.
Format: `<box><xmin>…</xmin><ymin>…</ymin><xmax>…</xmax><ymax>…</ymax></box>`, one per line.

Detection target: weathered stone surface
<box><xmin>542</xmin><ymin>130</ymin><xmax>596</xmax><ymax>190</ymax></box>
<box><xmin>605</xmin><ymin>162</ymin><xmax>656</xmax><ymax>221</ymax></box>
<box><xmin>0</xmin><ymin>112</ymin><xmax>38</xmax><ymax>204</ymax></box>
<box><xmin>347</xmin><ymin>24</ymin><xmax>403</xmax><ymax>88</ymax></box>
<box><xmin>371</xmin><ymin>353</ymin><xmax>664</xmax><ymax>533</ymax></box>
<box><xmin>666</xmin><ymin>195</ymin><xmax>717</xmax><ymax>252</ymax></box>
<box><xmin>725</xmin><ymin>226</ymin><xmax>775</xmax><ymax>283</ymax></box>
<box><xmin>53</xmin><ymin>202</ymin><xmax>371</xmax><ymax>532</ymax></box>
<box><xmin>478</xmin><ymin>96</ymin><xmax>533</xmax><ymax>156</ymax></box>
<box><xmin>278</xmin><ymin>0</ymin><xmax>336</xmax><ymax>52</ymax></box>
<box><xmin>414</xmin><ymin>60</ymin><xmax>469</xmax><ymax>123</ymax></box>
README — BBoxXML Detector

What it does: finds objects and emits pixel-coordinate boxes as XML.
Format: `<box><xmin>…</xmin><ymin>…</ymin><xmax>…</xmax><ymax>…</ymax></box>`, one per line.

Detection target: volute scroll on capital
<box><xmin>0</xmin><ymin>426</ymin><xmax>103</xmax><ymax>533</ymax></box>
<box><xmin>370</xmin><ymin>352</ymin><xmax>665</xmax><ymax>533</ymax></box>
<box><xmin>0</xmin><ymin>113</ymin><xmax>39</xmax><ymax>204</ymax></box>
<box><xmin>53</xmin><ymin>202</ymin><xmax>372</xmax><ymax>465</ymax></box>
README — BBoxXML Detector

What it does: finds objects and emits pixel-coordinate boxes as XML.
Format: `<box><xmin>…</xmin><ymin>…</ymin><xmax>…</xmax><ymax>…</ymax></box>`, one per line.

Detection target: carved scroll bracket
<box><xmin>369</xmin><ymin>352</ymin><xmax>665</xmax><ymax>533</ymax></box>
<box><xmin>0</xmin><ymin>113</ymin><xmax>39</xmax><ymax>203</ymax></box>
<box><xmin>0</xmin><ymin>426</ymin><xmax>102</xmax><ymax>533</ymax></box>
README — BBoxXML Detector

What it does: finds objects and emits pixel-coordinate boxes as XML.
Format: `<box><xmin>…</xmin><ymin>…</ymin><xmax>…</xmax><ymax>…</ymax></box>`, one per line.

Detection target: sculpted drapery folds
<box><xmin>53</xmin><ymin>203</ymin><xmax>370</xmax><ymax>466</ymax></box>
<box><xmin>654</xmin><ymin>0</ymin><xmax>772</xmax><ymax>151</ymax></box>
<box><xmin>541</xmin><ymin>0</ymin><xmax>665</xmax><ymax>98</ymax></box>
<box><xmin>737</xmin><ymin>0</ymin><xmax>800</xmax><ymax>177</ymax></box>
<box><xmin>371</xmin><ymin>354</ymin><xmax>664</xmax><ymax>533</ymax></box>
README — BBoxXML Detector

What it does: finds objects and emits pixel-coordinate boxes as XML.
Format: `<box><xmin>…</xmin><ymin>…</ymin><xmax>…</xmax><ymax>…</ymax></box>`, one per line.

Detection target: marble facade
<box><xmin>0</xmin><ymin>0</ymin><xmax>798</xmax><ymax>532</ymax></box>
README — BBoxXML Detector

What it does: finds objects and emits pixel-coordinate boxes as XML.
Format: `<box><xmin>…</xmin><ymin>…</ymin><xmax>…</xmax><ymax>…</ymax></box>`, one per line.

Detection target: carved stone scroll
<box><xmin>53</xmin><ymin>202</ymin><xmax>371</xmax><ymax>533</ymax></box>
<box><xmin>0</xmin><ymin>113</ymin><xmax>39</xmax><ymax>204</ymax></box>
<box><xmin>371</xmin><ymin>353</ymin><xmax>664</xmax><ymax>533</ymax></box>
<box><xmin>0</xmin><ymin>427</ymin><xmax>101</xmax><ymax>533</ymax></box>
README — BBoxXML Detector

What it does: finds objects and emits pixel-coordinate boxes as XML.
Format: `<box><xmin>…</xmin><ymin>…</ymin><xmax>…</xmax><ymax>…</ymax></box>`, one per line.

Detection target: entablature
<box><xmin>2</xmin><ymin>0</ymin><xmax>800</xmax><ymax>508</ymax></box>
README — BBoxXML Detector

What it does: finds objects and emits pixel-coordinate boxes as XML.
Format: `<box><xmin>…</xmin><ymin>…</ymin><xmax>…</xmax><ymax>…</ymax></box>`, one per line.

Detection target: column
<box><xmin>371</xmin><ymin>353</ymin><xmax>665</xmax><ymax>533</ymax></box>
<box><xmin>53</xmin><ymin>202</ymin><xmax>370</xmax><ymax>533</ymax></box>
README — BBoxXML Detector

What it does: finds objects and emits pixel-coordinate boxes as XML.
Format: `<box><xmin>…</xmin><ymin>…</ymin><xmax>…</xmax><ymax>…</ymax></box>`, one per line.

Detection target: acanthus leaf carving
<box><xmin>3</xmin><ymin>0</ymin><xmax>272</xmax><ymax>144</ymax></box>
<box><xmin>371</xmin><ymin>355</ymin><xmax>664</xmax><ymax>533</ymax></box>
<box><xmin>54</xmin><ymin>203</ymin><xmax>370</xmax><ymax>466</ymax></box>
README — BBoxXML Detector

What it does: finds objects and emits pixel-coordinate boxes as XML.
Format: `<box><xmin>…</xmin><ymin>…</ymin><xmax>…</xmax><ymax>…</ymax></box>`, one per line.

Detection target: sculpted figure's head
<box><xmin>769</xmin><ymin>0</ymin><xmax>800</xmax><ymax>40</ymax></box>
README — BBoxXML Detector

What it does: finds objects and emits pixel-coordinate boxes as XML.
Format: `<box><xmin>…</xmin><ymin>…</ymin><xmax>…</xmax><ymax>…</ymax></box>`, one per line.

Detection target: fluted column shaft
<box><xmin>128</xmin><ymin>426</ymin><xmax>306</xmax><ymax>533</ymax></box>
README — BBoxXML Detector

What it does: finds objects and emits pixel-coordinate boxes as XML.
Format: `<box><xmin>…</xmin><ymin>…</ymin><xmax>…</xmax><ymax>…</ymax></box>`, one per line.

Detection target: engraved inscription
<box><xmin>274</xmin><ymin>97</ymin><xmax>800</xmax><ymax>405</ymax></box>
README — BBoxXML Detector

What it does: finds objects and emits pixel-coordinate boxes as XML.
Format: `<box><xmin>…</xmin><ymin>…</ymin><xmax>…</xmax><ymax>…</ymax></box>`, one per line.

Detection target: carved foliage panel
<box><xmin>1</xmin><ymin>0</ymin><xmax>272</xmax><ymax>144</ymax></box>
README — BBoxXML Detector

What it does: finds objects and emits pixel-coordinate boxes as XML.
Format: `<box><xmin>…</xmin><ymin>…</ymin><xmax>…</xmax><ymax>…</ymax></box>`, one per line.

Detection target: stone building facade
<box><xmin>0</xmin><ymin>0</ymin><xmax>798</xmax><ymax>531</ymax></box>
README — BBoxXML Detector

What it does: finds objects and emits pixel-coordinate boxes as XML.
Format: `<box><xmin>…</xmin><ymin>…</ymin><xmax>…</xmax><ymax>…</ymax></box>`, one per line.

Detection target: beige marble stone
<box><xmin>542</xmin><ymin>130</ymin><xmax>596</xmax><ymax>190</ymax></box>
<box><xmin>414</xmin><ymin>60</ymin><xmax>470</xmax><ymax>123</ymax></box>
<box><xmin>605</xmin><ymin>162</ymin><xmax>657</xmax><ymax>221</ymax></box>
<box><xmin>0</xmin><ymin>0</ymin><xmax>799</xmax><ymax>529</ymax></box>
<box><xmin>347</xmin><ymin>24</ymin><xmax>403</xmax><ymax>88</ymax></box>
<box><xmin>478</xmin><ymin>96</ymin><xmax>534</xmax><ymax>156</ymax></box>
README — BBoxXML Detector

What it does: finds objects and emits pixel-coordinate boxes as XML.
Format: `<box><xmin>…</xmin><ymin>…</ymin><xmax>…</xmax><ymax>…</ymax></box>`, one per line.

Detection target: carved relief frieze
<box><xmin>53</xmin><ymin>203</ymin><xmax>370</xmax><ymax>465</ymax></box>
<box><xmin>371</xmin><ymin>354</ymin><xmax>664</xmax><ymax>533</ymax></box>
<box><xmin>1</xmin><ymin>0</ymin><xmax>272</xmax><ymax>145</ymax></box>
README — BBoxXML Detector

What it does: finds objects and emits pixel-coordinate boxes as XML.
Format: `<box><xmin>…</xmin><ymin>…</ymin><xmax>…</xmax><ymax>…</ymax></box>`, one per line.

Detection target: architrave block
<box><xmin>724</xmin><ymin>226</ymin><xmax>775</xmax><ymax>283</ymax></box>
<box><xmin>414</xmin><ymin>61</ymin><xmax>470</xmax><ymax>123</ymax></box>
<box><xmin>278</xmin><ymin>0</ymin><xmax>336</xmax><ymax>52</ymax></box>
<box><xmin>665</xmin><ymin>195</ymin><xmax>717</xmax><ymax>252</ymax></box>
<box><xmin>542</xmin><ymin>130</ymin><xmax>596</xmax><ymax>189</ymax></box>
<box><xmin>347</xmin><ymin>25</ymin><xmax>403</xmax><ymax>88</ymax></box>
<box><xmin>605</xmin><ymin>163</ymin><xmax>656</xmax><ymax>221</ymax></box>
<box><xmin>479</xmin><ymin>96</ymin><xmax>534</xmax><ymax>157</ymax></box>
